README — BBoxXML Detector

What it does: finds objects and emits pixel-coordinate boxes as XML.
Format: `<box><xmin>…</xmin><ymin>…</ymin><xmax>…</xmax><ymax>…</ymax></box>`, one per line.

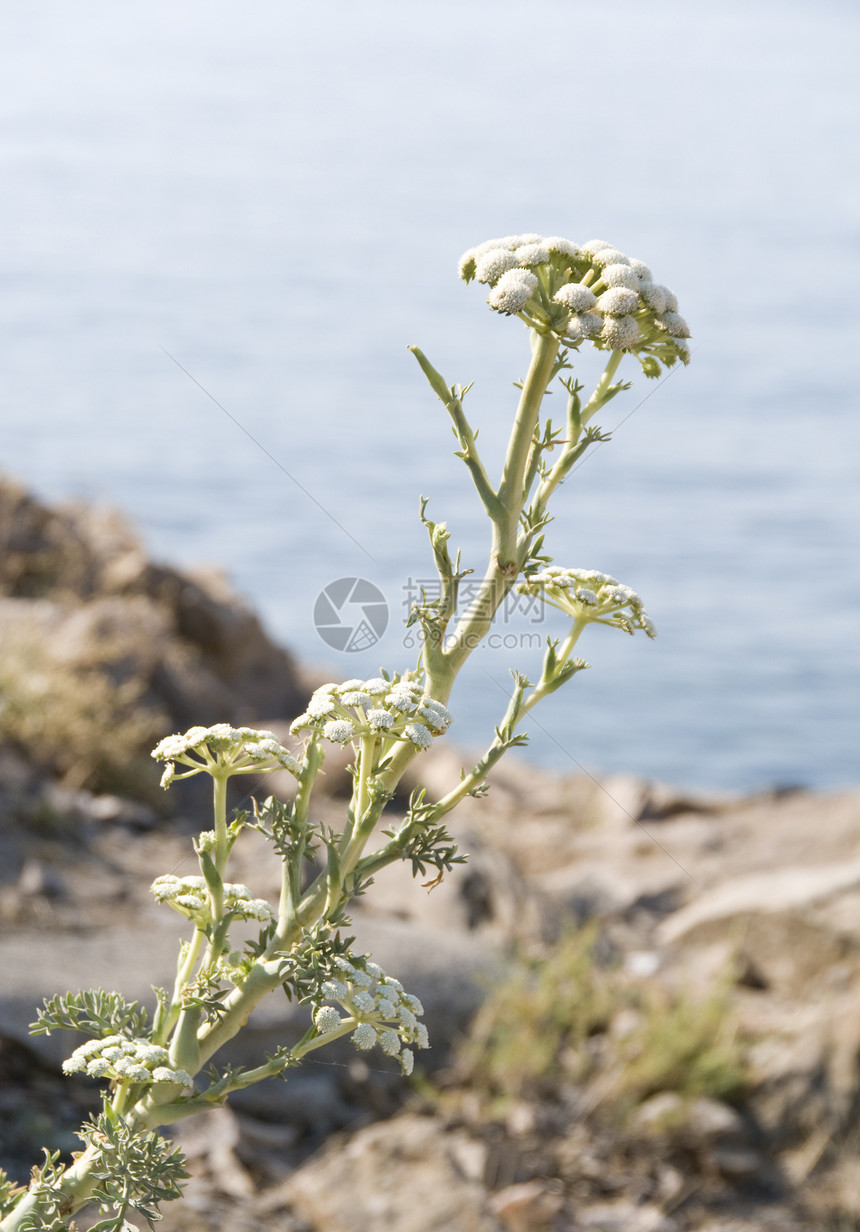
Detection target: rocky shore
<box><xmin>2</xmin><ymin>478</ymin><xmax>859</xmax><ymax>1232</ymax></box>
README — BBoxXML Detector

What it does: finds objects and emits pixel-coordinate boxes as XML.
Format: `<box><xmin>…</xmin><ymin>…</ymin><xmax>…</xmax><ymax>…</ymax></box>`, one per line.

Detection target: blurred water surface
<box><xmin>1</xmin><ymin>0</ymin><xmax>858</xmax><ymax>792</ymax></box>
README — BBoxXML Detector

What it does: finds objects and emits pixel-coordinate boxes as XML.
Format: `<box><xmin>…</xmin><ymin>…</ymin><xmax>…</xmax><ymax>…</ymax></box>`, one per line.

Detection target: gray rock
<box><xmin>0</xmin><ymin>478</ymin><xmax>310</xmax><ymax>790</ymax></box>
<box><xmin>707</xmin><ymin>1146</ymin><xmax>762</xmax><ymax>1179</ymax></box>
<box><xmin>576</xmin><ymin>1202</ymin><xmax>678</xmax><ymax>1232</ymax></box>
<box><xmin>266</xmin><ymin>1114</ymin><xmax>505</xmax><ymax>1231</ymax></box>
<box><xmin>659</xmin><ymin>860</ymin><xmax>860</xmax><ymax>946</ymax></box>
<box><xmin>488</xmin><ymin>1181</ymin><xmax>563</xmax><ymax>1231</ymax></box>
<box><xmin>682</xmin><ymin>1096</ymin><xmax>746</xmax><ymax>1144</ymax></box>
<box><xmin>658</xmin><ymin>860</ymin><xmax>860</xmax><ymax>993</ymax></box>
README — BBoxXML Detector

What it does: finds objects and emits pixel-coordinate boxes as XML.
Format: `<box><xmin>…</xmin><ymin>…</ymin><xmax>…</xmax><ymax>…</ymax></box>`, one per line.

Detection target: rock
<box><xmin>0</xmin><ymin>477</ymin><xmax>139</xmax><ymax>599</ymax></box>
<box><xmin>637</xmin><ymin>781</ymin><xmax>727</xmax><ymax>821</ymax></box>
<box><xmin>658</xmin><ymin>861</ymin><xmax>860</xmax><ymax>993</ymax></box>
<box><xmin>629</xmin><ymin>1093</ymin><xmax>747</xmax><ymax>1148</ymax></box>
<box><xmin>707</xmin><ymin>1146</ymin><xmax>762</xmax><ymax>1179</ymax></box>
<box><xmin>228</xmin><ymin>1067</ymin><xmax>360</xmax><ymax>1135</ymax></box>
<box><xmin>660</xmin><ymin>861</ymin><xmax>860</xmax><ymax>946</ymax></box>
<box><xmin>534</xmin><ymin>857</ymin><xmax>686</xmax><ymax>922</ymax></box>
<box><xmin>355</xmin><ymin>822</ymin><xmax>536</xmax><ymax>940</ymax></box>
<box><xmin>682</xmin><ymin>1097</ymin><xmax>746</xmax><ymax>1145</ymax></box>
<box><xmin>624</xmin><ymin>951</ymin><xmax>662</xmax><ymax>978</ymax></box>
<box><xmin>267</xmin><ymin>1114</ymin><xmax>504</xmax><ymax>1231</ymax></box>
<box><xmin>576</xmin><ymin>1201</ymin><xmax>678</xmax><ymax>1231</ymax></box>
<box><xmin>822</xmin><ymin>982</ymin><xmax>860</xmax><ymax>1123</ymax></box>
<box><xmin>642</xmin><ymin>1096</ymin><xmax>760</xmax><ymax>1180</ymax></box>
<box><xmin>592</xmin><ymin>773</ymin><xmax>653</xmax><ymax>829</ymax></box>
<box><xmin>591</xmin><ymin>774</ymin><xmax>726</xmax><ymax>830</ymax></box>
<box><xmin>172</xmin><ymin>1108</ymin><xmax>255</xmax><ymax>1199</ymax></box>
<box><xmin>691</xmin><ymin>1216</ymin><xmax>807</xmax><ymax>1232</ymax></box>
<box><xmin>739</xmin><ymin>986</ymin><xmax>860</xmax><ymax>1148</ymax></box>
<box><xmin>42</xmin><ymin>784</ymin><xmax>158</xmax><ymax>830</ymax></box>
<box><xmin>489</xmin><ymin>1180</ymin><xmax>563</xmax><ymax>1231</ymax></box>
<box><xmin>141</xmin><ymin>562</ymin><xmax>307</xmax><ymax>723</ymax></box>
<box><xmin>0</xmin><ymin>918</ymin><xmax>188</xmax><ymax>1067</ymax></box>
<box><xmin>0</xmin><ymin>746</ymin><xmax>38</xmax><ymax>795</ymax></box>
<box><xmin>0</xmin><ymin>478</ymin><xmax>310</xmax><ymax>801</ymax></box>
<box><xmin>16</xmin><ymin>859</ymin><xmax>64</xmax><ymax>900</ymax></box>
<box><xmin>630</xmin><ymin>1092</ymin><xmax>688</xmax><ymax>1135</ymax></box>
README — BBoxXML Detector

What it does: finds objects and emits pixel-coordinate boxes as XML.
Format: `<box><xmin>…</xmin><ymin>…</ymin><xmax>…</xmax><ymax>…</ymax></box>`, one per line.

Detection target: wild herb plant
<box><xmin>0</xmin><ymin>233</ymin><xmax>689</xmax><ymax>1231</ymax></box>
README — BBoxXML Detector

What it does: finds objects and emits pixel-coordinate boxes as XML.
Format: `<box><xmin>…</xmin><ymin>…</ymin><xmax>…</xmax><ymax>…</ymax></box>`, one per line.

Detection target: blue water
<box><xmin>1</xmin><ymin>1</ymin><xmax>858</xmax><ymax>793</ymax></box>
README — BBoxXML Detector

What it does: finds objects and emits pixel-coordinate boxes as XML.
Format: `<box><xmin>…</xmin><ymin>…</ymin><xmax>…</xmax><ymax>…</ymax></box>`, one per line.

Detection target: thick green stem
<box><xmin>426</xmin><ymin>332</ymin><xmax>558</xmax><ymax>701</ymax></box>
<box><xmin>155</xmin><ymin>927</ymin><xmax>207</xmax><ymax>1044</ymax></box>
<box><xmin>0</xmin><ymin>1143</ymin><xmax>102</xmax><ymax>1232</ymax></box>
<box><xmin>277</xmin><ymin>740</ymin><xmax>322</xmax><ymax>929</ymax></box>
<box><xmin>353</xmin><ymin>736</ymin><xmax>375</xmax><ymax>833</ymax></box>
<box><xmin>196</xmin><ymin>962</ymin><xmax>282</xmax><ymax>1068</ymax></box>
<box><xmin>496</xmin><ymin>330</ymin><xmax>560</xmax><ymax>563</ymax></box>
<box><xmin>212</xmin><ymin>772</ymin><xmax>229</xmax><ymax>878</ymax></box>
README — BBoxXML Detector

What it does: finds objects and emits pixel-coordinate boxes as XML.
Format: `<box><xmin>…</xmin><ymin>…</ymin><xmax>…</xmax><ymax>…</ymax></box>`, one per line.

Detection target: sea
<box><xmin>1</xmin><ymin>0</ymin><xmax>858</xmax><ymax>794</ymax></box>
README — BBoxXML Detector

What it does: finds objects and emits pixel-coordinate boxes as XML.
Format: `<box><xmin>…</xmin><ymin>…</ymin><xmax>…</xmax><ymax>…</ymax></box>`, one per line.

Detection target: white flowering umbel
<box><xmin>290</xmin><ymin>672</ymin><xmax>451</xmax><ymax>755</ymax></box>
<box><xmin>6</xmin><ymin>231</ymin><xmax>688</xmax><ymax>1232</ymax></box>
<box><xmin>519</xmin><ymin>568</ymin><xmax>657</xmax><ymax>639</ymax></box>
<box><xmin>458</xmin><ymin>232</ymin><xmax>690</xmax><ymax>378</ymax></box>
<box><xmin>151</xmin><ymin>875</ymin><xmax>275</xmax><ymax>926</ymax></box>
<box><xmin>62</xmin><ymin>1037</ymin><xmax>193</xmax><ymax>1088</ymax></box>
<box><xmin>313</xmin><ymin>957</ymin><xmax>428</xmax><ymax>1076</ymax></box>
<box><xmin>153</xmin><ymin>724</ymin><xmax>300</xmax><ymax>789</ymax></box>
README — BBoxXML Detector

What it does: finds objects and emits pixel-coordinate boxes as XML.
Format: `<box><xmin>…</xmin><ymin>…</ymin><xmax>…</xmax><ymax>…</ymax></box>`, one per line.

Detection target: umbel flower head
<box><xmin>150</xmin><ymin>874</ymin><xmax>274</xmax><ymax>926</ymax></box>
<box><xmin>458</xmin><ymin>234</ymin><xmax>690</xmax><ymax>377</ymax></box>
<box><xmin>291</xmin><ymin>671</ymin><xmax>452</xmax><ymax>754</ymax></box>
<box><xmin>312</xmin><ymin>954</ymin><xmax>429</xmax><ymax>1076</ymax></box>
<box><xmin>152</xmin><ymin>724</ymin><xmax>301</xmax><ymax>789</ymax></box>
<box><xmin>62</xmin><ymin>1035</ymin><xmax>193</xmax><ymax>1088</ymax></box>
<box><xmin>518</xmin><ymin>567</ymin><xmax>656</xmax><ymax>638</ymax></box>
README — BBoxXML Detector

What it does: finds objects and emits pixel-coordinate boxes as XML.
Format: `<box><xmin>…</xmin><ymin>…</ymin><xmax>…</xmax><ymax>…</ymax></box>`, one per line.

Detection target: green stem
<box><xmin>521</xmin><ymin>618</ymin><xmax>588</xmax><ymax>716</ymax></box>
<box><xmin>155</xmin><ymin>928</ymin><xmax>207</xmax><ymax>1045</ymax></box>
<box><xmin>212</xmin><ymin>772</ymin><xmax>229</xmax><ymax>877</ymax></box>
<box><xmin>148</xmin><ymin>1019</ymin><xmax>364</xmax><ymax>1129</ymax></box>
<box><xmin>496</xmin><ymin>330</ymin><xmax>560</xmax><ymax>562</ymax></box>
<box><xmin>196</xmin><ymin>963</ymin><xmax>282</xmax><ymax>1068</ymax></box>
<box><xmin>582</xmin><ymin>350</ymin><xmax>623</xmax><ymax>423</ymax></box>
<box><xmin>409</xmin><ymin>347</ymin><xmax>502</xmax><ymax>519</ymax></box>
<box><xmin>532</xmin><ymin>350</ymin><xmax>623</xmax><ymax>523</ymax></box>
<box><xmin>428</xmin><ymin>330</ymin><xmax>560</xmax><ymax>700</ymax></box>
<box><xmin>353</xmin><ymin>736</ymin><xmax>374</xmax><ymax>832</ymax></box>
<box><xmin>277</xmin><ymin>740</ymin><xmax>322</xmax><ymax>929</ymax></box>
<box><xmin>0</xmin><ymin>1143</ymin><xmax>102</xmax><ymax>1232</ymax></box>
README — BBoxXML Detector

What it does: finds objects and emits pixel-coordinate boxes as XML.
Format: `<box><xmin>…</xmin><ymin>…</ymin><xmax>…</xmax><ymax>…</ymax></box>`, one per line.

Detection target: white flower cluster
<box><xmin>518</xmin><ymin>567</ymin><xmax>656</xmax><ymax>638</ymax></box>
<box><xmin>457</xmin><ymin>234</ymin><xmax>690</xmax><ymax>375</ymax></box>
<box><xmin>150</xmin><ymin>874</ymin><xmax>274</xmax><ymax>924</ymax></box>
<box><xmin>152</xmin><ymin>724</ymin><xmax>300</xmax><ymax>788</ymax></box>
<box><xmin>291</xmin><ymin>673</ymin><xmax>452</xmax><ymax>753</ymax></box>
<box><xmin>62</xmin><ymin>1035</ymin><xmax>193</xmax><ymax>1087</ymax></box>
<box><xmin>312</xmin><ymin>955</ymin><xmax>429</xmax><ymax>1076</ymax></box>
